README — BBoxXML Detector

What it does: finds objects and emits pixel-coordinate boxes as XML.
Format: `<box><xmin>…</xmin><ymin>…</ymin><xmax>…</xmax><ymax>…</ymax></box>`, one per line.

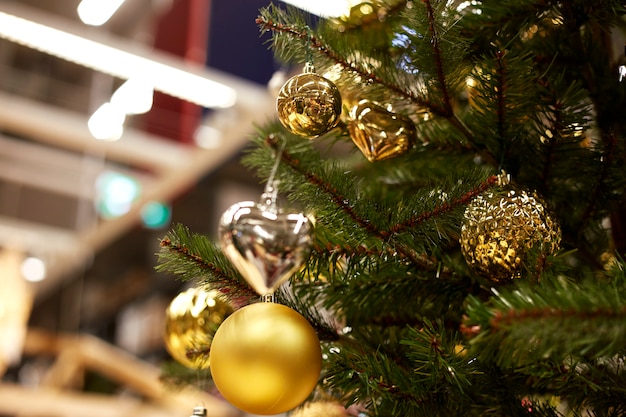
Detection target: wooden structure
<box><xmin>0</xmin><ymin>328</ymin><xmax>239</xmax><ymax>417</ymax></box>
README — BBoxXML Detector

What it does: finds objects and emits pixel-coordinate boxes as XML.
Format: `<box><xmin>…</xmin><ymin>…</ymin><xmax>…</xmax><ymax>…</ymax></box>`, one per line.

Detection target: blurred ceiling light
<box><xmin>95</xmin><ymin>171</ymin><xmax>141</xmax><ymax>219</ymax></box>
<box><xmin>195</xmin><ymin>124</ymin><xmax>223</xmax><ymax>149</ymax></box>
<box><xmin>280</xmin><ymin>0</ymin><xmax>358</xmax><ymax>17</ymax></box>
<box><xmin>88</xmin><ymin>102</ymin><xmax>126</xmax><ymax>141</ymax></box>
<box><xmin>20</xmin><ymin>256</ymin><xmax>47</xmax><ymax>283</ymax></box>
<box><xmin>77</xmin><ymin>0</ymin><xmax>126</xmax><ymax>26</ymax></box>
<box><xmin>0</xmin><ymin>11</ymin><xmax>237</xmax><ymax>108</ymax></box>
<box><xmin>111</xmin><ymin>78</ymin><xmax>154</xmax><ymax>115</ymax></box>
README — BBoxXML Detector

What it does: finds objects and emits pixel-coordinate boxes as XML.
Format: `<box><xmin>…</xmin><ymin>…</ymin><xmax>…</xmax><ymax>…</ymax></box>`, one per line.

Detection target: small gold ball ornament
<box><xmin>209</xmin><ymin>302</ymin><xmax>322</xmax><ymax>415</ymax></box>
<box><xmin>460</xmin><ymin>186</ymin><xmax>561</xmax><ymax>282</ymax></box>
<box><xmin>164</xmin><ymin>287</ymin><xmax>233</xmax><ymax>369</ymax></box>
<box><xmin>276</xmin><ymin>63</ymin><xmax>342</xmax><ymax>139</ymax></box>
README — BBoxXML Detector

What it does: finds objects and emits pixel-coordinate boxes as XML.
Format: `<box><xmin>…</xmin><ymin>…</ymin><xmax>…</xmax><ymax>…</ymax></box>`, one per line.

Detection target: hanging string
<box><xmin>304</xmin><ymin>25</ymin><xmax>315</xmax><ymax>73</ymax></box>
<box><xmin>260</xmin><ymin>136</ymin><xmax>287</xmax><ymax>212</ymax></box>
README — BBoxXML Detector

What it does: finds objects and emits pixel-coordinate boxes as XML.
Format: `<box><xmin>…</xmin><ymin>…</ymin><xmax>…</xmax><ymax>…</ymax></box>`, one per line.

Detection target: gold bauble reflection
<box><xmin>276</xmin><ymin>71</ymin><xmax>342</xmax><ymax>139</ymax></box>
<box><xmin>209</xmin><ymin>302</ymin><xmax>322</xmax><ymax>415</ymax></box>
<box><xmin>347</xmin><ymin>99</ymin><xmax>416</xmax><ymax>162</ymax></box>
<box><xmin>164</xmin><ymin>287</ymin><xmax>233</xmax><ymax>369</ymax></box>
<box><xmin>460</xmin><ymin>187</ymin><xmax>561</xmax><ymax>282</ymax></box>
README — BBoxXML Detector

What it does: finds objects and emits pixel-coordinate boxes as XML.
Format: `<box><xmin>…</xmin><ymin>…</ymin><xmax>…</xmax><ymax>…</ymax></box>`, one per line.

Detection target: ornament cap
<box><xmin>258</xmin><ymin>182</ymin><xmax>280</xmax><ymax>214</ymax></box>
<box><xmin>303</xmin><ymin>61</ymin><xmax>316</xmax><ymax>73</ymax></box>
<box><xmin>190</xmin><ymin>405</ymin><xmax>207</xmax><ymax>417</ymax></box>
<box><xmin>496</xmin><ymin>170</ymin><xmax>511</xmax><ymax>186</ymax></box>
<box><xmin>261</xmin><ymin>293</ymin><xmax>275</xmax><ymax>303</ymax></box>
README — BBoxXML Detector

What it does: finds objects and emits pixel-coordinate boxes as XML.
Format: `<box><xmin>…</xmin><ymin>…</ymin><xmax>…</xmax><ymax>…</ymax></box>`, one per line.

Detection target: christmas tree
<box><xmin>157</xmin><ymin>1</ymin><xmax>626</xmax><ymax>416</ymax></box>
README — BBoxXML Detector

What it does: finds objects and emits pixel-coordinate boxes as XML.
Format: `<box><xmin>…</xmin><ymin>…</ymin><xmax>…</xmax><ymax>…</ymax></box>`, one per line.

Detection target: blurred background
<box><xmin>0</xmin><ymin>0</ymin><xmax>321</xmax><ymax>415</ymax></box>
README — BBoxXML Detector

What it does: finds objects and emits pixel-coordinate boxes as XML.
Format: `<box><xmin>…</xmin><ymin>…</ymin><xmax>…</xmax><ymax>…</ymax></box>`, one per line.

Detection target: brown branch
<box><xmin>422</xmin><ymin>0</ymin><xmax>453</xmax><ymax>117</ymax></box>
<box><xmin>159</xmin><ymin>238</ymin><xmax>258</xmax><ymax>307</ymax></box>
<box><xmin>266</xmin><ymin>136</ymin><xmax>497</xmax><ymax>267</ymax></box>
<box><xmin>265</xmin><ymin>135</ymin><xmax>384</xmax><ymax>239</ymax></box>
<box><xmin>386</xmin><ymin>174</ymin><xmax>499</xmax><ymax>236</ymax></box>
<box><xmin>490</xmin><ymin>305</ymin><xmax>626</xmax><ymax>331</ymax></box>
<box><xmin>256</xmin><ymin>16</ymin><xmax>443</xmax><ymax>116</ymax></box>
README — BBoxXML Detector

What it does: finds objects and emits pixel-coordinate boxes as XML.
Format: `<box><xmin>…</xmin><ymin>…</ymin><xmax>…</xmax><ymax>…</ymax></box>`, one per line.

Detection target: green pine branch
<box><xmin>464</xmin><ymin>264</ymin><xmax>626</xmax><ymax>367</ymax></box>
<box><xmin>156</xmin><ymin>224</ymin><xmax>259</xmax><ymax>306</ymax></box>
<box><xmin>156</xmin><ymin>0</ymin><xmax>626</xmax><ymax>415</ymax></box>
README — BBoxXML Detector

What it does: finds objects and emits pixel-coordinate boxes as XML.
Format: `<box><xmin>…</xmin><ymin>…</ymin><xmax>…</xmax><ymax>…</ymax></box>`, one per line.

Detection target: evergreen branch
<box><xmin>312</xmin><ymin>243</ymin><xmax>446</xmax><ymax>276</ymax></box>
<box><xmin>264</xmin><ymin>135</ymin><xmax>384</xmax><ymax>239</ymax></box>
<box><xmin>537</xmin><ymin>79</ymin><xmax>562</xmax><ymax>193</ymax></box>
<box><xmin>422</xmin><ymin>0</ymin><xmax>453</xmax><ymax>117</ymax></box>
<box><xmin>489</xmin><ymin>304</ymin><xmax>626</xmax><ymax>333</ymax></box>
<box><xmin>419</xmin><ymin>0</ymin><xmax>476</xmax><ymax>144</ymax></box>
<box><xmin>402</xmin><ymin>320</ymin><xmax>474</xmax><ymax>395</ymax></box>
<box><xmin>329</xmin><ymin>0</ymin><xmax>408</xmax><ymax>32</ymax></box>
<box><xmin>385</xmin><ymin>174</ymin><xmax>498</xmax><ymax>236</ymax></box>
<box><xmin>577</xmin><ymin>132</ymin><xmax>616</xmax><ymax>239</ymax></box>
<box><xmin>265</xmin><ymin>135</ymin><xmax>489</xmax><ymax>267</ymax></box>
<box><xmin>464</xmin><ymin>274</ymin><xmax>626</xmax><ymax>367</ymax></box>
<box><xmin>157</xmin><ymin>225</ymin><xmax>258</xmax><ymax>307</ymax></box>
<box><xmin>324</xmin><ymin>345</ymin><xmax>449</xmax><ymax>415</ymax></box>
<box><xmin>256</xmin><ymin>16</ymin><xmax>439</xmax><ymax>115</ymax></box>
<box><xmin>257</xmin><ymin>7</ymin><xmax>479</xmax><ymax>146</ymax></box>
<box><xmin>494</xmin><ymin>50</ymin><xmax>507</xmax><ymax>150</ymax></box>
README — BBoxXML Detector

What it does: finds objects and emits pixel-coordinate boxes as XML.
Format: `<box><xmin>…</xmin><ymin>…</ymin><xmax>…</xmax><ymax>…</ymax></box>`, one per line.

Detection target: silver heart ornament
<box><xmin>218</xmin><ymin>201</ymin><xmax>314</xmax><ymax>295</ymax></box>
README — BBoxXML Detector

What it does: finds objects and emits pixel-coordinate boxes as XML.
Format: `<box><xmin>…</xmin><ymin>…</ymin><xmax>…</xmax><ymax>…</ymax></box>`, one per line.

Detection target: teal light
<box><xmin>95</xmin><ymin>171</ymin><xmax>141</xmax><ymax>219</ymax></box>
<box><xmin>141</xmin><ymin>201</ymin><xmax>172</xmax><ymax>229</ymax></box>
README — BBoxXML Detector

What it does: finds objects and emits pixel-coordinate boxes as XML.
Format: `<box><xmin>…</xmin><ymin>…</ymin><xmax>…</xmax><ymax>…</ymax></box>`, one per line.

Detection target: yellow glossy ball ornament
<box><xmin>276</xmin><ymin>63</ymin><xmax>342</xmax><ymax>139</ymax></box>
<box><xmin>209</xmin><ymin>302</ymin><xmax>322</xmax><ymax>415</ymax></box>
<box><xmin>164</xmin><ymin>287</ymin><xmax>233</xmax><ymax>369</ymax></box>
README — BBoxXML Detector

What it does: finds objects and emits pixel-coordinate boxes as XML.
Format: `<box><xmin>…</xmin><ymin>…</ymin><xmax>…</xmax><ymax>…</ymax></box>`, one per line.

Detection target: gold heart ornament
<box><xmin>348</xmin><ymin>99</ymin><xmax>417</xmax><ymax>162</ymax></box>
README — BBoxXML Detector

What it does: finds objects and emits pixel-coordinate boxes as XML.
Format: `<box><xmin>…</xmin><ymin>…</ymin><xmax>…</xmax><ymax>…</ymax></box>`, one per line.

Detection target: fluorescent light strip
<box><xmin>279</xmin><ymin>0</ymin><xmax>356</xmax><ymax>17</ymax></box>
<box><xmin>77</xmin><ymin>0</ymin><xmax>126</xmax><ymax>26</ymax></box>
<box><xmin>0</xmin><ymin>11</ymin><xmax>237</xmax><ymax>109</ymax></box>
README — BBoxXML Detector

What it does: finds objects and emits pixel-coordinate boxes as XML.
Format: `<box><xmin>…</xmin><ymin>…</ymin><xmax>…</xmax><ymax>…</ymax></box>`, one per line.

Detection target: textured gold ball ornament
<box><xmin>164</xmin><ymin>287</ymin><xmax>233</xmax><ymax>369</ymax></box>
<box><xmin>460</xmin><ymin>186</ymin><xmax>561</xmax><ymax>282</ymax></box>
<box><xmin>276</xmin><ymin>63</ymin><xmax>342</xmax><ymax>139</ymax></box>
<box><xmin>347</xmin><ymin>99</ymin><xmax>417</xmax><ymax>162</ymax></box>
<box><xmin>209</xmin><ymin>302</ymin><xmax>322</xmax><ymax>415</ymax></box>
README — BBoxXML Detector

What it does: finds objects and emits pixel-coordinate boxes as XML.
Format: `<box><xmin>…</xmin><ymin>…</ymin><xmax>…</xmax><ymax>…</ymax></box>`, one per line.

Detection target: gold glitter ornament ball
<box><xmin>460</xmin><ymin>187</ymin><xmax>561</xmax><ymax>282</ymax></box>
<box><xmin>209</xmin><ymin>302</ymin><xmax>322</xmax><ymax>415</ymax></box>
<box><xmin>276</xmin><ymin>66</ymin><xmax>342</xmax><ymax>139</ymax></box>
<box><xmin>164</xmin><ymin>287</ymin><xmax>233</xmax><ymax>369</ymax></box>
